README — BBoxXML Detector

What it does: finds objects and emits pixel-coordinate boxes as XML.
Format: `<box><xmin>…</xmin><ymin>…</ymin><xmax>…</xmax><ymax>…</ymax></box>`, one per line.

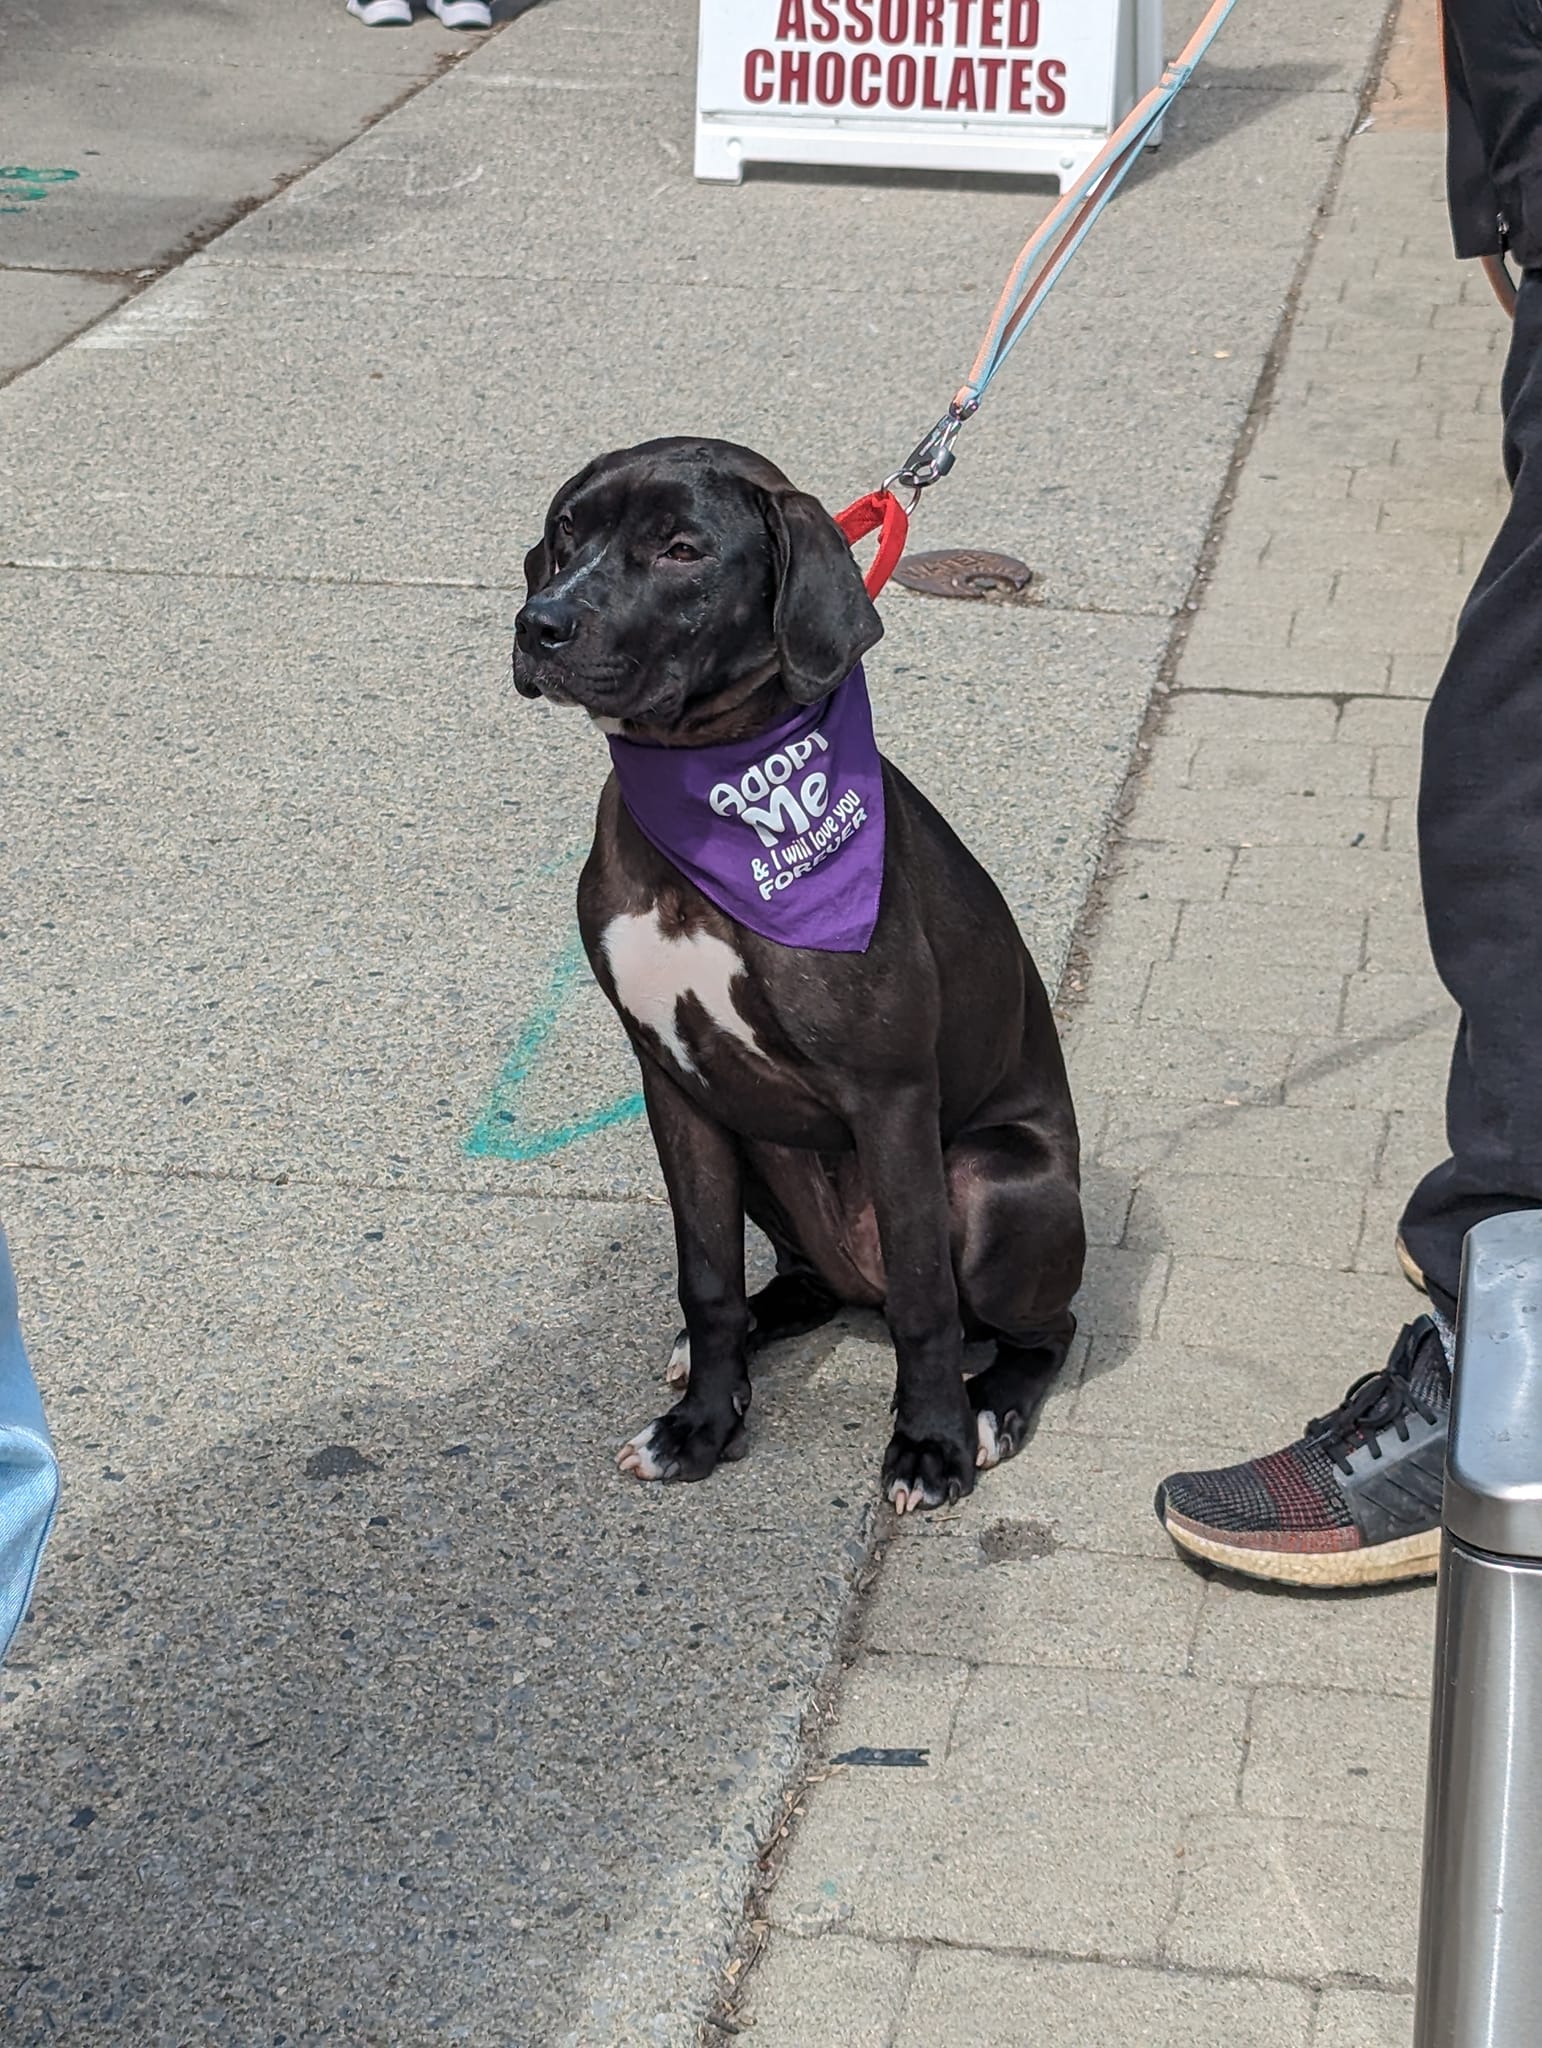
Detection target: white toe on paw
<box><xmin>618</xmin><ymin>1425</ymin><xmax>666</xmax><ymax>1481</ymax></box>
<box><xmin>975</xmin><ymin>1410</ymin><xmax>1001</xmax><ymax>1470</ymax></box>
<box><xmin>666</xmin><ymin>1333</ymin><xmax>691</xmax><ymax>1388</ymax></box>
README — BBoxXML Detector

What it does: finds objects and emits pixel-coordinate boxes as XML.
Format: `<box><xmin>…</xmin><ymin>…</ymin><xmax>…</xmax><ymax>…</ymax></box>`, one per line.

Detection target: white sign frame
<box><xmin>695</xmin><ymin>1</ymin><xmax>1164</xmax><ymax>193</ymax></box>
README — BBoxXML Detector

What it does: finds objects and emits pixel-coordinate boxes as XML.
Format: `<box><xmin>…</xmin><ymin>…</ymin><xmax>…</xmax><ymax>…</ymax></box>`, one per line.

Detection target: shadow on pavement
<box><xmin>0</xmin><ymin>1182</ymin><xmax>888</xmax><ymax>2045</ymax></box>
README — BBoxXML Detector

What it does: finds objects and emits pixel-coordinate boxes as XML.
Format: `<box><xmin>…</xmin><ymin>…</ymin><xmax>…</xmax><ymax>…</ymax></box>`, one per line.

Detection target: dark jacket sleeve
<box><xmin>1441</xmin><ymin>0</ymin><xmax>1542</xmax><ymax>265</ymax></box>
<box><xmin>1443</xmin><ymin>2</ymin><xmax>1503</xmax><ymax>258</ymax></box>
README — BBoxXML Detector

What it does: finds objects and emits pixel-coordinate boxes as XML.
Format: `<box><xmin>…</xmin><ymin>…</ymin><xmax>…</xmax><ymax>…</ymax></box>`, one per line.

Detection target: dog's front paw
<box><xmin>882</xmin><ymin>1425</ymin><xmax>978</xmax><ymax>1514</ymax></box>
<box><xmin>617</xmin><ymin>1396</ymin><xmax>748</xmax><ymax>1484</ymax></box>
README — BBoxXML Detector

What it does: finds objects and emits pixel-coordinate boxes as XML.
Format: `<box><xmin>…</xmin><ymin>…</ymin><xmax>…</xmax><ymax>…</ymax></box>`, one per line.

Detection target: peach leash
<box><xmin>835</xmin><ymin>0</ymin><xmax>1244</xmax><ymax>597</ymax></box>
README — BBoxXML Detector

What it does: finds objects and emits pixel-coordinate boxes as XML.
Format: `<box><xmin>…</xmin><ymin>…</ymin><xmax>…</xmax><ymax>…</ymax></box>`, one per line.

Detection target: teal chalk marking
<box><xmin>474</xmin><ymin>1087</ymin><xmax>646</xmax><ymax>1163</ymax></box>
<box><xmin>464</xmin><ymin>845</ymin><xmax>644</xmax><ymax>1161</ymax></box>
<box><xmin>0</xmin><ymin>166</ymin><xmax>79</xmax><ymax>215</ymax></box>
<box><xmin>464</xmin><ymin>932</ymin><xmax>644</xmax><ymax>1163</ymax></box>
<box><xmin>534</xmin><ymin>845</ymin><xmax>585</xmax><ymax>879</ymax></box>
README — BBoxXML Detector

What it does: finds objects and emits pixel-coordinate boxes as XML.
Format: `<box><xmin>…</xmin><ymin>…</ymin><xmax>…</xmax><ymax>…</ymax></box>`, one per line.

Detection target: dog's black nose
<box><xmin>515</xmin><ymin>594</ymin><xmax>580</xmax><ymax>655</ymax></box>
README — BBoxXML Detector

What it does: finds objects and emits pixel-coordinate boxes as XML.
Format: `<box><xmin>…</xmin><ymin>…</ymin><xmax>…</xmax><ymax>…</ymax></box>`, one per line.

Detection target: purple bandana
<box><xmin>606</xmin><ymin>666</ymin><xmax>886</xmax><ymax>952</ymax></box>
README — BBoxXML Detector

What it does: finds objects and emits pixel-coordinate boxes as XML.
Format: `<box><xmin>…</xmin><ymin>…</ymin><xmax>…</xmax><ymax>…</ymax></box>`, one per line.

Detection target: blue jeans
<box><xmin>0</xmin><ymin>1223</ymin><xmax>58</xmax><ymax>1663</ymax></box>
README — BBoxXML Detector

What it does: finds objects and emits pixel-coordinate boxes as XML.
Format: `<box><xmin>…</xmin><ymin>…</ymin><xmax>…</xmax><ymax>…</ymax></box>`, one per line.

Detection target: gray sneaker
<box><xmin>347</xmin><ymin>0</ymin><xmax>413</xmax><ymax>23</ymax></box>
<box><xmin>428</xmin><ymin>0</ymin><xmax>493</xmax><ymax>25</ymax></box>
<box><xmin>1155</xmin><ymin>1317</ymin><xmax>1449</xmax><ymax>1588</ymax></box>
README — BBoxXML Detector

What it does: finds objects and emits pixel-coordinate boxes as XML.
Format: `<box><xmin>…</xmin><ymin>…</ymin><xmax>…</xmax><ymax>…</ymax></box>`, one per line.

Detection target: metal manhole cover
<box><xmin>894</xmin><ymin>548</ymin><xmax>1035</xmax><ymax>602</ymax></box>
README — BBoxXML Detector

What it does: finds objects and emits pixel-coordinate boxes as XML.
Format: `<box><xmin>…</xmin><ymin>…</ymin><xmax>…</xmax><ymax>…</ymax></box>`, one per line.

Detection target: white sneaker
<box><xmin>428</xmin><ymin>0</ymin><xmax>493</xmax><ymax>25</ymax></box>
<box><xmin>347</xmin><ymin>0</ymin><xmax>413</xmax><ymax>22</ymax></box>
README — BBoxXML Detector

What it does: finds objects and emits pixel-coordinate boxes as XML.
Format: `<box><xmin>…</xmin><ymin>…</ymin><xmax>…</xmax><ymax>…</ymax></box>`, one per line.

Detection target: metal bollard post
<box><xmin>1415</xmin><ymin>1210</ymin><xmax>1542</xmax><ymax>2047</ymax></box>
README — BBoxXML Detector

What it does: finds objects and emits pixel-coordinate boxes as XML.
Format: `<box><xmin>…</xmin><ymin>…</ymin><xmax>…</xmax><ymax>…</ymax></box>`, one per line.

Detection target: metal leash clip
<box><xmin>883</xmin><ymin>402</ymin><xmax>975</xmax><ymax>509</ymax></box>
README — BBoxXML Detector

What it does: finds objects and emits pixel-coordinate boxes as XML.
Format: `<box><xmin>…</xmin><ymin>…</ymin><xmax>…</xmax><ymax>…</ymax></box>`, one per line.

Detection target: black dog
<box><xmin>513</xmin><ymin>438</ymin><xmax>1083</xmax><ymax>1511</ymax></box>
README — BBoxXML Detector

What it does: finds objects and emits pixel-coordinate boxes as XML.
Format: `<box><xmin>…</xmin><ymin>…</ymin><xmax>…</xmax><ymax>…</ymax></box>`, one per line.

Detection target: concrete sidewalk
<box><xmin>1</xmin><ymin>0</ymin><xmax>1419</xmax><ymax>2042</ymax></box>
<box><xmin>739</xmin><ymin>9</ymin><xmax>1492</xmax><ymax>2043</ymax></box>
<box><xmin>0</xmin><ymin>0</ymin><xmax>507</xmax><ymax>383</ymax></box>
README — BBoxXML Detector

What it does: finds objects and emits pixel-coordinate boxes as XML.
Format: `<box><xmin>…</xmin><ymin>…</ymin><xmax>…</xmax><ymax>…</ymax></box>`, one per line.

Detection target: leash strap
<box><xmin>885</xmin><ymin>0</ymin><xmax>1243</xmax><ymax>499</ymax></box>
<box><xmin>836</xmin><ymin>0</ymin><xmax>1240</xmax><ymax>591</ymax></box>
<box><xmin>832</xmin><ymin>488</ymin><xmax>910</xmax><ymax>597</ymax></box>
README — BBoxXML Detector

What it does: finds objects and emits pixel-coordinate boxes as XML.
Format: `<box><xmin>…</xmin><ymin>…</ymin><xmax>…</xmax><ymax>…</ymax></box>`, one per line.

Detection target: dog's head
<box><xmin>512</xmin><ymin>438</ymin><xmax>882</xmax><ymax>732</ymax></box>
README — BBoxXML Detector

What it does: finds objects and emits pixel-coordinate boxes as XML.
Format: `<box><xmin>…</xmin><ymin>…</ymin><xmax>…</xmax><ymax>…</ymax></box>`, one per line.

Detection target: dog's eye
<box><xmin>662</xmin><ymin>541</ymin><xmax>703</xmax><ymax>563</ymax></box>
<box><xmin>555</xmin><ymin>513</ymin><xmax>574</xmax><ymax>538</ymax></box>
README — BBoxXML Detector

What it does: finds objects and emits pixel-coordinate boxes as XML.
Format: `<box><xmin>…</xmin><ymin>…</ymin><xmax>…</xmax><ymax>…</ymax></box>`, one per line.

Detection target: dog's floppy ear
<box><xmin>523</xmin><ymin>454</ymin><xmax>608</xmax><ymax>597</ymax></box>
<box><xmin>762</xmin><ymin>488</ymin><xmax>884</xmax><ymax>704</ymax></box>
<box><xmin>522</xmin><ymin>531</ymin><xmax>553</xmax><ymax>598</ymax></box>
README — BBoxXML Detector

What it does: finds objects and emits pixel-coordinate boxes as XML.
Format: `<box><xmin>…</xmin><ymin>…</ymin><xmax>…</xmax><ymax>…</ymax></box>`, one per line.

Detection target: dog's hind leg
<box><xmin>949</xmin><ymin>1122</ymin><xmax>1085</xmax><ymax>1469</ymax></box>
<box><xmin>966</xmin><ymin>1315</ymin><xmax>1078</xmax><ymax>1468</ymax></box>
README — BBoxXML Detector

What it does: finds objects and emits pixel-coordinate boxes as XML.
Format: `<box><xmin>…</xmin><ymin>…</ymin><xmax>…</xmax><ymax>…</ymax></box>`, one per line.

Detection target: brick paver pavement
<box><xmin>731</xmin><ymin>10</ymin><xmax>1506</xmax><ymax>2043</ymax></box>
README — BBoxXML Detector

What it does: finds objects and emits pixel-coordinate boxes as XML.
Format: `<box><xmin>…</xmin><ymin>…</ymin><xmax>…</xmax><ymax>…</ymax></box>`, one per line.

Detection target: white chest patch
<box><xmin>601</xmin><ymin>911</ymin><xmax>767</xmax><ymax>1077</ymax></box>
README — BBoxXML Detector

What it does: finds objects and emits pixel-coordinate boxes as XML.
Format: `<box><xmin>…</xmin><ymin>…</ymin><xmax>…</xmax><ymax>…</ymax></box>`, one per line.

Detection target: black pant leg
<box><xmin>1400</xmin><ymin>271</ymin><xmax>1542</xmax><ymax>1315</ymax></box>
